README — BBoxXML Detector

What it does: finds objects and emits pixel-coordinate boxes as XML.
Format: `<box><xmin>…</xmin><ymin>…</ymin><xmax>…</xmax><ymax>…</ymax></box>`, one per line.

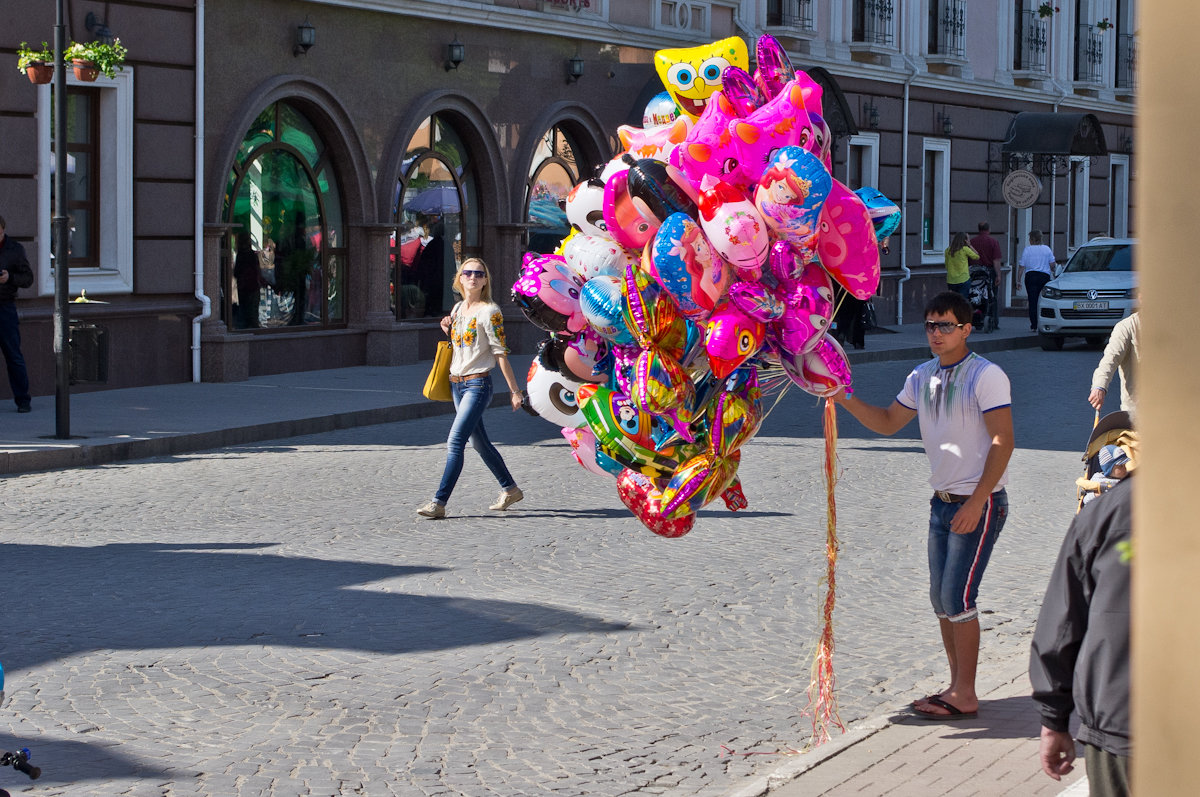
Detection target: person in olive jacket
<box><xmin>0</xmin><ymin>215</ymin><xmax>35</xmax><ymax>412</ymax></box>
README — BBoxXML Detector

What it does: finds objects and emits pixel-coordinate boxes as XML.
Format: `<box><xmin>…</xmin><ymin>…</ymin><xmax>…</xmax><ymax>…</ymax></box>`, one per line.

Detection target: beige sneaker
<box><xmin>416</xmin><ymin>501</ymin><xmax>446</xmax><ymax>519</ymax></box>
<box><xmin>489</xmin><ymin>488</ymin><xmax>524</xmax><ymax>511</ymax></box>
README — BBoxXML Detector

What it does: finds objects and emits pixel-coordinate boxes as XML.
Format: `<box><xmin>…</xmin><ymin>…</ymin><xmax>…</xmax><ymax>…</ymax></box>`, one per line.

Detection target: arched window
<box><xmin>391</xmin><ymin>115</ymin><xmax>477</xmax><ymax>320</ymax></box>
<box><xmin>525</xmin><ymin>125</ymin><xmax>587</xmax><ymax>254</ymax></box>
<box><xmin>223</xmin><ymin>102</ymin><xmax>346</xmax><ymax>330</ymax></box>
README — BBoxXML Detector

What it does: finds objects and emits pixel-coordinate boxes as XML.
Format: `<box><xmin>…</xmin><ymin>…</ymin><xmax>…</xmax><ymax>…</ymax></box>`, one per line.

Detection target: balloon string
<box><xmin>807</xmin><ymin>397</ymin><xmax>845</xmax><ymax>745</ymax></box>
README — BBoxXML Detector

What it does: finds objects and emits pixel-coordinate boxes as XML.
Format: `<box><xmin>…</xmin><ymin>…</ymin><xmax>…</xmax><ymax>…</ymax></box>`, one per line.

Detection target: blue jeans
<box><xmin>927</xmin><ymin>489</ymin><xmax>1008</xmax><ymax>622</ymax></box>
<box><xmin>948</xmin><ymin>281</ymin><xmax>972</xmax><ymax>302</ymax></box>
<box><xmin>0</xmin><ymin>302</ymin><xmax>30</xmax><ymax>407</ymax></box>
<box><xmin>434</xmin><ymin>376</ymin><xmax>516</xmax><ymax>504</ymax></box>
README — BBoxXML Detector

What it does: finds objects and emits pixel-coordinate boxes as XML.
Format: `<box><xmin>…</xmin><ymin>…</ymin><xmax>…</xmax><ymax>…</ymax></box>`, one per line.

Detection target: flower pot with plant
<box><xmin>1096</xmin><ymin>17</ymin><xmax>1113</xmax><ymax>31</ymax></box>
<box><xmin>65</xmin><ymin>39</ymin><xmax>127</xmax><ymax>81</ymax></box>
<box><xmin>17</xmin><ymin>41</ymin><xmax>56</xmax><ymax>84</ymax></box>
<box><xmin>1038</xmin><ymin>3</ymin><xmax>1059</xmax><ymax>19</ymax></box>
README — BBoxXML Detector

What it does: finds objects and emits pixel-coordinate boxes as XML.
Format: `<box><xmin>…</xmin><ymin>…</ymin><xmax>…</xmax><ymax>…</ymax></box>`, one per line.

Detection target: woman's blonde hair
<box><xmin>451</xmin><ymin>257</ymin><xmax>493</xmax><ymax>302</ymax></box>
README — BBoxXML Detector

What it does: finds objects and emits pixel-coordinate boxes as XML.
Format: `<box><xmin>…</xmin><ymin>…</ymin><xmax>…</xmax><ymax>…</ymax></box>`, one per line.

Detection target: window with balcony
<box><xmin>1074</xmin><ymin>24</ymin><xmax>1104</xmax><ymax>84</ymax></box>
<box><xmin>853</xmin><ymin>0</ymin><xmax>895</xmax><ymax>46</ymax></box>
<box><xmin>767</xmin><ymin>0</ymin><xmax>815</xmax><ymax>32</ymax></box>
<box><xmin>1013</xmin><ymin>6</ymin><xmax>1049</xmax><ymax>72</ymax></box>
<box><xmin>929</xmin><ymin>0</ymin><xmax>967</xmax><ymax>58</ymax></box>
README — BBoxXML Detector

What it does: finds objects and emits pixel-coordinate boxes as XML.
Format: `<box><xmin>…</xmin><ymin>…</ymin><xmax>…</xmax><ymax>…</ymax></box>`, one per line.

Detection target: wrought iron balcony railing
<box><xmin>853</xmin><ymin>0</ymin><xmax>895</xmax><ymax>47</ymax></box>
<box><xmin>1075</xmin><ymin>24</ymin><xmax>1104</xmax><ymax>84</ymax></box>
<box><xmin>1014</xmin><ymin>10</ymin><xmax>1048</xmax><ymax>72</ymax></box>
<box><xmin>929</xmin><ymin>0</ymin><xmax>966</xmax><ymax>58</ymax></box>
<box><xmin>1116</xmin><ymin>32</ymin><xmax>1136</xmax><ymax>89</ymax></box>
<box><xmin>767</xmin><ymin>0</ymin><xmax>815</xmax><ymax>32</ymax></box>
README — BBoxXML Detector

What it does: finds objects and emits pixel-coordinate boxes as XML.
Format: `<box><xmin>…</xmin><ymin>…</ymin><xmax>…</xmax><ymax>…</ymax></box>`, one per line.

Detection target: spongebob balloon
<box><xmin>654</xmin><ymin>36</ymin><xmax>749</xmax><ymax>121</ymax></box>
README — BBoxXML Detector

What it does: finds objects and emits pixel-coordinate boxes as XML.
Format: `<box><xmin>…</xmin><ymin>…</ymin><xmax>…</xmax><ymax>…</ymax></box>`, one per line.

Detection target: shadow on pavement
<box><xmin>0</xmin><ymin>732</ymin><xmax>168</xmax><ymax>786</ymax></box>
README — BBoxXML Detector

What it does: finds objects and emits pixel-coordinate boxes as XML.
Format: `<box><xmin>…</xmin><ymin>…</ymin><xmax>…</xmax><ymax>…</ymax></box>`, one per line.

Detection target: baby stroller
<box><xmin>968</xmin><ymin>265</ymin><xmax>996</xmax><ymax>333</ymax></box>
<box><xmin>1075</xmin><ymin>410</ymin><xmax>1137</xmax><ymax>512</ymax></box>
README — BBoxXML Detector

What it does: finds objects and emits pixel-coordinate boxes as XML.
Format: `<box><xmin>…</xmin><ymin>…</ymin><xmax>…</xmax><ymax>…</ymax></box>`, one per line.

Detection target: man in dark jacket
<box><xmin>0</xmin><ymin>215</ymin><xmax>34</xmax><ymax>412</ymax></box>
<box><xmin>1030</xmin><ymin>477</ymin><xmax>1132</xmax><ymax>795</ymax></box>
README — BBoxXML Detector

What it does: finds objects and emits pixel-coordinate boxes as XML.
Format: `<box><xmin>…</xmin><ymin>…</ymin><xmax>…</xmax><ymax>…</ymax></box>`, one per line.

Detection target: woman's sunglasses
<box><xmin>460</xmin><ymin>270</ymin><xmax>486</xmax><ymax>279</ymax></box>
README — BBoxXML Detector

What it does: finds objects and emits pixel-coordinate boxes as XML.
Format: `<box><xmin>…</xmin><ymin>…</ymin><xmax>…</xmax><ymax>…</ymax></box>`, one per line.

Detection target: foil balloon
<box><xmin>706</xmin><ymin>379</ymin><xmax>763</xmax><ymax>457</ymax></box>
<box><xmin>617</xmin><ymin>468</ymin><xmax>696</xmax><ymax>538</ymax></box>
<box><xmin>752</xmin><ymin>34</ymin><xmax>797</xmax><ymax>100</ymax></box>
<box><xmin>726</xmin><ymin>79</ymin><xmax>818</xmax><ymax>190</ymax></box>
<box><xmin>580</xmin><ymin>275</ymin><xmax>635</xmax><ymax>346</ymax></box>
<box><xmin>565</xmin><ymin>177</ymin><xmax>611</xmax><ymax>239</ymax></box>
<box><xmin>727</xmin><ymin>280</ymin><xmax>785</xmax><ymax>322</ymax></box>
<box><xmin>643</xmin><ymin>91</ymin><xmax>679</xmax><ymax>128</ymax></box>
<box><xmin>754</xmin><ymin>146</ymin><xmax>831</xmax><ymax>263</ymax></box>
<box><xmin>816</xmin><ymin>180</ymin><xmax>881</xmax><ymax>300</ymax></box>
<box><xmin>602</xmin><ymin>168</ymin><xmax>656</xmax><ymax>251</ymax></box>
<box><xmin>626</xmin><ymin>158</ymin><xmax>698</xmax><ymax>224</ymax></box>
<box><xmin>670</xmin><ymin>90</ymin><xmax>742</xmax><ymax>190</ymax></box>
<box><xmin>704</xmin><ymin>302</ymin><xmax>766</xmax><ymax>379</ymax></box>
<box><xmin>696</xmin><ymin>175</ymin><xmax>769</xmax><ymax>281</ymax></box>
<box><xmin>577</xmin><ymin>384</ymin><xmax>687</xmax><ymax>479</ymax></box>
<box><xmin>511</xmin><ymin>253</ymin><xmax>588</xmax><ymax>335</ymax></box>
<box><xmin>779</xmin><ymin>334</ymin><xmax>853</xmax><ymax>398</ymax></box>
<box><xmin>563</xmin><ymin>233</ymin><xmax>638</xmax><ymax>280</ymax></box>
<box><xmin>654</xmin><ymin>36</ymin><xmax>749</xmax><ymax>121</ymax></box>
<box><xmin>526</xmin><ymin>356</ymin><xmax>589</xmax><ymax>428</ymax></box>
<box><xmin>775</xmin><ymin>258</ymin><xmax>836</xmax><ymax>355</ymax></box>
<box><xmin>617</xmin><ymin>117</ymin><xmax>694</xmax><ymax>163</ymax></box>
<box><xmin>854</xmin><ymin>186</ymin><xmax>902</xmax><ymax>241</ymax></box>
<box><xmin>720</xmin><ymin>65</ymin><xmax>765</xmax><ymax>116</ymax></box>
<box><xmin>538</xmin><ymin>334</ymin><xmax>608</xmax><ymax>383</ymax></box>
<box><xmin>660</xmin><ymin>450</ymin><xmax>741</xmax><ymax>519</ymax></box>
<box><xmin>562</xmin><ymin>427</ymin><xmax>620</xmax><ymax>478</ymax></box>
<box><xmin>623</xmin><ymin>264</ymin><xmax>696</xmax><ymax>430</ymax></box>
<box><xmin>646</xmin><ymin>212</ymin><xmax>731</xmax><ymax>321</ymax></box>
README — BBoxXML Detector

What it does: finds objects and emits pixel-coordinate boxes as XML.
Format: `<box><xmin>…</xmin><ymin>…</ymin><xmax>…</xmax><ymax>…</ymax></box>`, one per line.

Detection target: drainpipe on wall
<box><xmin>895</xmin><ymin>55</ymin><xmax>921</xmax><ymax>325</ymax></box>
<box><xmin>191</xmin><ymin>0</ymin><xmax>210</xmax><ymax>382</ymax></box>
<box><xmin>1047</xmin><ymin>83</ymin><xmax>1071</xmax><ymax>259</ymax></box>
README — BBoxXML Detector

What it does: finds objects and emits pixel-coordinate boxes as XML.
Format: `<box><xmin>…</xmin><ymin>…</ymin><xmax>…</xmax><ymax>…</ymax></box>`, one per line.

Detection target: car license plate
<box><xmin>1073</xmin><ymin>300</ymin><xmax>1109</xmax><ymax>310</ymax></box>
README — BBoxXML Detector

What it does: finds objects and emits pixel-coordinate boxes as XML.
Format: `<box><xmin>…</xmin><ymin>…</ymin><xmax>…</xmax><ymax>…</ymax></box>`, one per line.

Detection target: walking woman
<box><xmin>944</xmin><ymin>232</ymin><xmax>979</xmax><ymax>302</ymax></box>
<box><xmin>418</xmin><ymin>258</ymin><xmax>525</xmax><ymax>518</ymax></box>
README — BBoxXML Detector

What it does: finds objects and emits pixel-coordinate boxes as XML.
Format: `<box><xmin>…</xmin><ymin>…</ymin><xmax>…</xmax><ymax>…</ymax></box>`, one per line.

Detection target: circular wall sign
<box><xmin>1002</xmin><ymin>169</ymin><xmax>1042</xmax><ymax>209</ymax></box>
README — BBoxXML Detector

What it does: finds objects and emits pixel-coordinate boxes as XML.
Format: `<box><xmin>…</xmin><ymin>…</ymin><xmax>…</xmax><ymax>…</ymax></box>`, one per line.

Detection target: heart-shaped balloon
<box><xmin>660</xmin><ymin>449</ymin><xmax>741</xmax><ymax>518</ymax></box>
<box><xmin>816</xmin><ymin>180</ymin><xmax>881</xmax><ymax>300</ymax></box>
<box><xmin>617</xmin><ymin>468</ymin><xmax>696</xmax><ymax>538</ymax></box>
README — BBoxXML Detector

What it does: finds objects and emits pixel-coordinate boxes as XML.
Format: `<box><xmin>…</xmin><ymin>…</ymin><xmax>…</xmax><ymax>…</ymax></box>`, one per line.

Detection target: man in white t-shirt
<box><xmin>833</xmin><ymin>291</ymin><xmax>1014</xmax><ymax>721</ymax></box>
<box><xmin>1019</xmin><ymin>230</ymin><xmax>1057</xmax><ymax>332</ymax></box>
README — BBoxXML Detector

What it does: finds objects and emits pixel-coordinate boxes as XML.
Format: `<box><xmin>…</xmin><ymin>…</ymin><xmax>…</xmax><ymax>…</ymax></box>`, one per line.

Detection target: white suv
<box><xmin>1037</xmin><ymin>237</ymin><xmax>1136</xmax><ymax>351</ymax></box>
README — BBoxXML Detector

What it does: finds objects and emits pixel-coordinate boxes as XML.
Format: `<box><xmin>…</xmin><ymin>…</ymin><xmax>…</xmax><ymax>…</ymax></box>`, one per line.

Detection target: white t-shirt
<box><xmin>896</xmin><ymin>351</ymin><xmax>1012</xmax><ymax>494</ymax></box>
<box><xmin>448</xmin><ymin>300</ymin><xmax>509</xmax><ymax>378</ymax></box>
<box><xmin>1019</xmin><ymin>244</ymin><xmax>1056</xmax><ymax>275</ymax></box>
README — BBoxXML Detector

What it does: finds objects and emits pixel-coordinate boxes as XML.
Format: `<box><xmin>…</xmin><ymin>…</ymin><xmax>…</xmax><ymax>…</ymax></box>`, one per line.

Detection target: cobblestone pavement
<box><xmin>0</xmin><ymin>346</ymin><xmax>1118</xmax><ymax>796</ymax></box>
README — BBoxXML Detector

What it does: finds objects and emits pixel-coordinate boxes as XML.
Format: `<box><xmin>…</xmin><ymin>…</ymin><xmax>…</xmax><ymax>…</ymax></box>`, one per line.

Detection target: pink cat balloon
<box><xmin>816</xmin><ymin>180</ymin><xmax>881</xmax><ymax>300</ymax></box>
<box><xmin>696</xmin><ymin>175</ymin><xmax>769</xmax><ymax>281</ymax></box>
<box><xmin>726</xmin><ymin>79</ymin><xmax>818</xmax><ymax>190</ymax></box>
<box><xmin>670</xmin><ymin>90</ymin><xmax>742</xmax><ymax>192</ymax></box>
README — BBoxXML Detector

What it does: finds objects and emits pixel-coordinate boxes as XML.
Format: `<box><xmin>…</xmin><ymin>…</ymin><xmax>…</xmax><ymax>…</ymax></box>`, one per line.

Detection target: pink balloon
<box><xmin>753</xmin><ymin>34</ymin><xmax>797</xmax><ymax>100</ymax></box>
<box><xmin>562</xmin><ymin>427</ymin><xmax>617</xmax><ymax>478</ymax></box>
<box><xmin>696</xmin><ymin>175</ymin><xmax>769</xmax><ymax>281</ymax></box>
<box><xmin>670</xmin><ymin>91</ymin><xmax>743</xmax><ymax>193</ymax></box>
<box><xmin>770</xmin><ymin>258</ymin><xmax>835</xmax><ymax>355</ymax></box>
<box><xmin>603</xmin><ymin>169</ymin><xmax>657</xmax><ymax>251</ymax></box>
<box><xmin>704</xmin><ymin>301</ymin><xmax>766</xmax><ymax>379</ymax></box>
<box><xmin>779</xmin><ymin>334</ymin><xmax>853</xmax><ymax>398</ymax></box>
<box><xmin>726</xmin><ymin>79</ymin><xmax>819</xmax><ymax>190</ymax></box>
<box><xmin>727</xmin><ymin>280</ymin><xmax>784</xmax><ymax>322</ymax></box>
<box><xmin>816</xmin><ymin>180</ymin><xmax>881</xmax><ymax>300</ymax></box>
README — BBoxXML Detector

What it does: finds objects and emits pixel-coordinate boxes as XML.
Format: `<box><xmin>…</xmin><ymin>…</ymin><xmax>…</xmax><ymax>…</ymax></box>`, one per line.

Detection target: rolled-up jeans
<box><xmin>927</xmin><ymin>489</ymin><xmax>1008</xmax><ymax>622</ymax></box>
<box><xmin>434</xmin><ymin>376</ymin><xmax>516</xmax><ymax>504</ymax></box>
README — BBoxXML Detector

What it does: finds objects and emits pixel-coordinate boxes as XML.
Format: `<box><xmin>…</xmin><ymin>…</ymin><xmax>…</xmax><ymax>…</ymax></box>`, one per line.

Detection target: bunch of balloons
<box><xmin>513</xmin><ymin>34</ymin><xmax>900</xmax><ymax>537</ymax></box>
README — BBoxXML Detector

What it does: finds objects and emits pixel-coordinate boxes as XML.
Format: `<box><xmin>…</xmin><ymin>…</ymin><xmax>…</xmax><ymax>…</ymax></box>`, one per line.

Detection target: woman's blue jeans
<box><xmin>434</xmin><ymin>376</ymin><xmax>516</xmax><ymax>504</ymax></box>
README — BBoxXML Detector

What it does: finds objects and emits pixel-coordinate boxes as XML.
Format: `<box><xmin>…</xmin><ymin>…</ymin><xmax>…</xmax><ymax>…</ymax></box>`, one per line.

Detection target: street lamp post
<box><xmin>52</xmin><ymin>0</ymin><xmax>71</xmax><ymax>438</ymax></box>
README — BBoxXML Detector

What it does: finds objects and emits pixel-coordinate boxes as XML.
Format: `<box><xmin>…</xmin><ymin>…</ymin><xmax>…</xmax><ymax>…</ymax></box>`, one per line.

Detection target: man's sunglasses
<box><xmin>460</xmin><ymin>270</ymin><xmax>486</xmax><ymax>279</ymax></box>
<box><xmin>924</xmin><ymin>321</ymin><xmax>966</xmax><ymax>334</ymax></box>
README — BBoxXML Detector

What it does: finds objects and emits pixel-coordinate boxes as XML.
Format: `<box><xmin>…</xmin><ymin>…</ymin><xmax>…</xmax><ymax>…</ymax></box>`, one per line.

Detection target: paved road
<box><xmin>0</xmin><ymin>345</ymin><xmax>1121</xmax><ymax>796</ymax></box>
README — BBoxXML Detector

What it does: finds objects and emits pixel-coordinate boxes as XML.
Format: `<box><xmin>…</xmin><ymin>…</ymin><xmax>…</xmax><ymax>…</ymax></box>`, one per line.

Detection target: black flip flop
<box><xmin>909</xmin><ymin>695</ymin><xmax>977</xmax><ymax>721</ymax></box>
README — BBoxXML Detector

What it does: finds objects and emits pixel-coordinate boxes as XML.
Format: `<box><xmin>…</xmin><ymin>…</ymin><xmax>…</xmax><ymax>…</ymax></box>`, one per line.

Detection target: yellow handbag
<box><xmin>422</xmin><ymin>340</ymin><xmax>453</xmax><ymax>402</ymax></box>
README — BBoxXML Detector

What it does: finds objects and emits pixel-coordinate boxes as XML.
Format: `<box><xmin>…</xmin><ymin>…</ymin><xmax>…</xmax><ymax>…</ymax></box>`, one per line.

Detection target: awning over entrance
<box><xmin>1001</xmin><ymin>112</ymin><xmax>1108</xmax><ymax>156</ymax></box>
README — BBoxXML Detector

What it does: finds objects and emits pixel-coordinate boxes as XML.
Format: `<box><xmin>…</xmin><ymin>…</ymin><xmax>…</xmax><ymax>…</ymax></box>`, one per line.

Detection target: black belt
<box><xmin>934</xmin><ymin>490</ymin><xmax>971</xmax><ymax>503</ymax></box>
<box><xmin>449</xmin><ymin>372</ymin><xmax>488</xmax><ymax>383</ymax></box>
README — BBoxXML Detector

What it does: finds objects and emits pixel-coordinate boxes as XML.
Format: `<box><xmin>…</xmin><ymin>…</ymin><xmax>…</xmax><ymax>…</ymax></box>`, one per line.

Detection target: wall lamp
<box><xmin>85</xmin><ymin>11</ymin><xmax>115</xmax><ymax>45</ymax></box>
<box><xmin>294</xmin><ymin>18</ymin><xmax>316</xmax><ymax>57</ymax></box>
<box><xmin>938</xmin><ymin>111</ymin><xmax>954</xmax><ymax>137</ymax></box>
<box><xmin>445</xmin><ymin>38</ymin><xmax>465</xmax><ymax>71</ymax></box>
<box><xmin>863</xmin><ymin>99</ymin><xmax>879</xmax><ymax>130</ymax></box>
<box><xmin>1119</xmin><ymin>131</ymin><xmax>1133</xmax><ymax>154</ymax></box>
<box><xmin>567</xmin><ymin>55</ymin><xmax>584</xmax><ymax>84</ymax></box>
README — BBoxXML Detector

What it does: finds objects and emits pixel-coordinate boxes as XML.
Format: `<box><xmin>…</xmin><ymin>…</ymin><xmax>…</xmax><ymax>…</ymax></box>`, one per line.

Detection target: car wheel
<box><xmin>1085</xmin><ymin>335</ymin><xmax>1106</xmax><ymax>346</ymax></box>
<box><xmin>1040</xmin><ymin>334</ymin><xmax>1065</xmax><ymax>351</ymax></box>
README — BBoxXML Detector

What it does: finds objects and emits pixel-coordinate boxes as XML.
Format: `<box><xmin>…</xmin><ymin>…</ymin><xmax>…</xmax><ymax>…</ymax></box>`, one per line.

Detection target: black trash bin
<box><xmin>68</xmin><ymin>322</ymin><xmax>110</xmax><ymax>385</ymax></box>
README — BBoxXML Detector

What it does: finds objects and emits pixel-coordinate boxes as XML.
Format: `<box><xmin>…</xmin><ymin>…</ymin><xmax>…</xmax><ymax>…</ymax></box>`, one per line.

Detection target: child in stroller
<box><xmin>968</xmin><ymin>264</ymin><xmax>996</xmax><ymax>333</ymax></box>
<box><xmin>1076</xmin><ymin>411</ymin><xmax>1137</xmax><ymax>510</ymax></box>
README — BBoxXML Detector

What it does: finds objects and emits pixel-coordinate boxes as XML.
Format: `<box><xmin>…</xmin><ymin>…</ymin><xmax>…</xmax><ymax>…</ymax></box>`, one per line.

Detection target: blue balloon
<box><xmin>580</xmin><ymin>275</ymin><xmax>635</xmax><ymax>346</ymax></box>
<box><xmin>643</xmin><ymin>91</ymin><xmax>679</xmax><ymax>128</ymax></box>
<box><xmin>854</xmin><ymin>186</ymin><xmax>902</xmax><ymax>240</ymax></box>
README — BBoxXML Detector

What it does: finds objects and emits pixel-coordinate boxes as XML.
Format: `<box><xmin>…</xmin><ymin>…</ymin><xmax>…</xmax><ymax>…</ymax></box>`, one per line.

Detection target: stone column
<box><xmin>199</xmin><ymin>223</ymin><xmax>249</xmax><ymax>381</ymax></box>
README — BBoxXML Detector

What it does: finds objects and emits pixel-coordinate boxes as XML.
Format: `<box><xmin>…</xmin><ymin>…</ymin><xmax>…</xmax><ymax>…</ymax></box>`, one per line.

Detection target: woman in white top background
<box><xmin>1018</xmin><ymin>230</ymin><xmax>1057</xmax><ymax>332</ymax></box>
<box><xmin>417</xmin><ymin>258</ymin><xmax>525</xmax><ymax>519</ymax></box>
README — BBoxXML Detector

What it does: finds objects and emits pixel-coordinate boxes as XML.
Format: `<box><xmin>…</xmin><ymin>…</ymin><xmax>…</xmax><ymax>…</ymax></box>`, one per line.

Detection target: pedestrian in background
<box><xmin>1019</xmin><ymin>230</ymin><xmax>1056</xmax><ymax>332</ymax></box>
<box><xmin>417</xmin><ymin>257</ymin><xmax>525</xmax><ymax>519</ymax></box>
<box><xmin>1089</xmin><ymin>310</ymin><xmax>1140</xmax><ymax>418</ymax></box>
<box><xmin>833</xmin><ymin>291</ymin><xmax>1013</xmax><ymax>720</ymax></box>
<box><xmin>1030</xmin><ymin>477</ymin><xmax>1132</xmax><ymax>796</ymax></box>
<box><xmin>0</xmin><ymin>214</ymin><xmax>34</xmax><ymax>413</ymax></box>
<box><xmin>970</xmin><ymin>222</ymin><xmax>1003</xmax><ymax>329</ymax></box>
<box><xmin>944</xmin><ymin>232</ymin><xmax>979</xmax><ymax>302</ymax></box>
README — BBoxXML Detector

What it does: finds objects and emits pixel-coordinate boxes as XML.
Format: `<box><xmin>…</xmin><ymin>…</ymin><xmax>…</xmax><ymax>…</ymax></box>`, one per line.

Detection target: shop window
<box><xmin>525</xmin><ymin>125</ymin><xmax>587</xmax><ymax>255</ymax></box>
<box><xmin>223</xmin><ymin>101</ymin><xmax>345</xmax><ymax>330</ymax></box>
<box><xmin>36</xmin><ymin>69</ymin><xmax>134</xmax><ymax>296</ymax></box>
<box><xmin>391</xmin><ymin>115</ymin><xmax>477</xmax><ymax>320</ymax></box>
<box><xmin>921</xmin><ymin>138</ymin><xmax>951</xmax><ymax>259</ymax></box>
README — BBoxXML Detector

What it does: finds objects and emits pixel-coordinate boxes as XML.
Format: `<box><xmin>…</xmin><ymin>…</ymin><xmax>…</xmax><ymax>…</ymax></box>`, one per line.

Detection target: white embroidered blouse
<box><xmin>448</xmin><ymin>300</ymin><xmax>509</xmax><ymax>378</ymax></box>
